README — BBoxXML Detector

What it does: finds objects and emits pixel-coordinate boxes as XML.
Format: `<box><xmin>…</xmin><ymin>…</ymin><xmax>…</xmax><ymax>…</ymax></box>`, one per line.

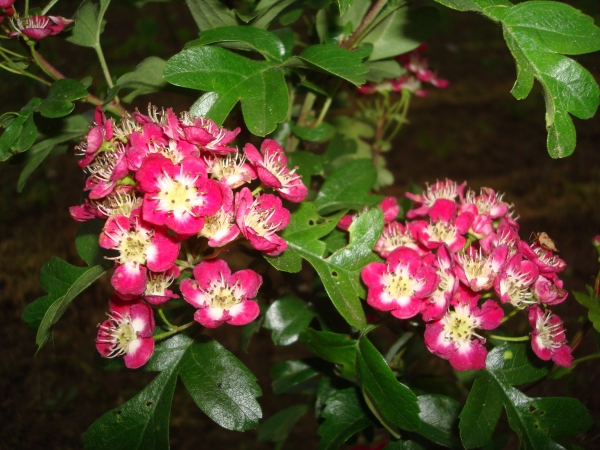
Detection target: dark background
<box><xmin>1</xmin><ymin>1</ymin><xmax>600</xmax><ymax>448</ymax></box>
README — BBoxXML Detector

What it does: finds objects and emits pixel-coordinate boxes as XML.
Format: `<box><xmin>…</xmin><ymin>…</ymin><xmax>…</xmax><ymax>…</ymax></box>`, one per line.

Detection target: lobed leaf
<box><xmin>459</xmin><ymin>343</ymin><xmax>592</xmax><ymax>449</ymax></box>
<box><xmin>67</xmin><ymin>0</ymin><xmax>111</xmax><ymax>48</ymax></box>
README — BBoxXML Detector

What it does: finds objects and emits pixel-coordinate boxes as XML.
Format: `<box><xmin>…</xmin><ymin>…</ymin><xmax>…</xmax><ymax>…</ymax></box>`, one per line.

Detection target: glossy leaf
<box><xmin>186</xmin><ymin>26</ymin><xmax>286</xmax><ymax>61</ymax></box>
<box><xmin>435</xmin><ymin>0</ymin><xmax>600</xmax><ymax>157</ymax></box>
<box><xmin>300</xmin><ymin>328</ymin><xmax>357</xmax><ymax>379</ymax></box>
<box><xmin>266</xmin><ymin>204</ymin><xmax>383</xmax><ymax>330</ymax></box>
<box><xmin>362</xmin><ymin>6</ymin><xmax>440</xmax><ymax>61</ymax></box>
<box><xmin>257</xmin><ymin>404</ymin><xmax>310</xmax><ymax>443</ymax></box>
<box><xmin>317</xmin><ymin>388</ymin><xmax>373</xmax><ymax>450</ymax></box>
<box><xmin>23</xmin><ymin>257</ymin><xmax>108</xmax><ymax>350</ymax></box>
<box><xmin>179</xmin><ymin>336</ymin><xmax>262</xmax><ymax>430</ymax></box>
<box><xmin>459</xmin><ymin>343</ymin><xmax>592</xmax><ymax>449</ymax></box>
<box><xmin>75</xmin><ymin>219</ymin><xmax>110</xmax><ymax>267</ymax></box>
<box><xmin>117</xmin><ymin>57</ymin><xmax>167</xmax><ymax>103</ymax></box>
<box><xmin>271</xmin><ymin>359</ymin><xmax>320</xmax><ymax>395</ymax></box>
<box><xmin>264</xmin><ymin>295</ymin><xmax>315</xmax><ymax>345</ymax></box>
<box><xmin>290</xmin><ymin>44</ymin><xmax>369</xmax><ymax>86</ymax></box>
<box><xmin>164</xmin><ymin>45</ymin><xmax>288</xmax><ymax>136</ymax></box>
<box><xmin>0</xmin><ymin>98</ymin><xmax>41</xmax><ymax>161</ymax></box>
<box><xmin>417</xmin><ymin>395</ymin><xmax>461</xmax><ymax>448</ymax></box>
<box><xmin>365</xmin><ymin>60</ymin><xmax>404</xmax><ymax>83</ymax></box>
<box><xmin>67</xmin><ymin>0</ymin><xmax>111</xmax><ymax>48</ymax></box>
<box><xmin>83</xmin><ymin>366</ymin><xmax>177</xmax><ymax>450</ymax></box>
<box><xmin>356</xmin><ymin>337</ymin><xmax>421</xmax><ymax>434</ymax></box>
<box><xmin>287</xmin><ymin>150</ymin><xmax>324</xmax><ymax>187</ymax></box>
<box><xmin>186</xmin><ymin>0</ymin><xmax>238</xmax><ymax>31</ymax></box>
<box><xmin>251</xmin><ymin>0</ymin><xmax>298</xmax><ymax>30</ymax></box>
<box><xmin>38</xmin><ymin>79</ymin><xmax>88</xmax><ymax>118</ymax></box>
<box><xmin>314</xmin><ymin>159</ymin><xmax>381</xmax><ymax>215</ymax></box>
<box><xmin>18</xmin><ymin>114</ymin><xmax>89</xmax><ymax>191</ymax></box>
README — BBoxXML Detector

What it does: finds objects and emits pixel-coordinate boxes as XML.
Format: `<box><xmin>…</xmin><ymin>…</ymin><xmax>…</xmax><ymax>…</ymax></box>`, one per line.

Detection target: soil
<box><xmin>1</xmin><ymin>2</ymin><xmax>600</xmax><ymax>449</ymax></box>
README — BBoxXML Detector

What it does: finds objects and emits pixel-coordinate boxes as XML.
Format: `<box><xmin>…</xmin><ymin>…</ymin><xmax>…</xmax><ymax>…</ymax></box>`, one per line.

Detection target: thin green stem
<box><xmin>0</xmin><ymin>62</ymin><xmax>50</xmax><ymax>84</ymax></box>
<box><xmin>343</xmin><ymin>0</ymin><xmax>388</xmax><ymax>49</ymax></box>
<box><xmin>42</xmin><ymin>0</ymin><xmax>60</xmax><ymax>15</ymax></box>
<box><xmin>94</xmin><ymin>44</ymin><xmax>115</xmax><ymax>89</ymax></box>
<box><xmin>353</xmin><ymin>2</ymin><xmax>408</xmax><ymax>46</ymax></box>
<box><xmin>315</xmin><ymin>96</ymin><xmax>332</xmax><ymax>127</ymax></box>
<box><xmin>571</xmin><ymin>353</ymin><xmax>600</xmax><ymax>365</ymax></box>
<box><xmin>500</xmin><ymin>308</ymin><xmax>520</xmax><ymax>324</ymax></box>
<box><xmin>154</xmin><ymin>321</ymin><xmax>197</xmax><ymax>341</ymax></box>
<box><xmin>25</xmin><ymin>0</ymin><xmax>30</xmax><ymax>15</ymax></box>
<box><xmin>158</xmin><ymin>309</ymin><xmax>177</xmax><ymax>330</ymax></box>
<box><xmin>297</xmin><ymin>92</ymin><xmax>316</xmax><ymax>126</ymax></box>
<box><xmin>488</xmin><ymin>334</ymin><xmax>530</xmax><ymax>342</ymax></box>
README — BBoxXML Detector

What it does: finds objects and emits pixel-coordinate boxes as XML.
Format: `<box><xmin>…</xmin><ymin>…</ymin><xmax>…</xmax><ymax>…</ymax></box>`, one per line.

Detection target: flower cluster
<box><xmin>359</xmin><ymin>180</ymin><xmax>572</xmax><ymax>370</ymax></box>
<box><xmin>358</xmin><ymin>44</ymin><xmax>449</xmax><ymax>96</ymax></box>
<box><xmin>72</xmin><ymin>106</ymin><xmax>306</xmax><ymax>368</ymax></box>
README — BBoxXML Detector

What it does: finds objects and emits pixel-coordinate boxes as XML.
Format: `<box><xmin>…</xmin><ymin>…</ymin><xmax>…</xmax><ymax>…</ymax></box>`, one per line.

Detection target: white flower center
<box><xmin>244</xmin><ymin>201</ymin><xmax>280</xmax><ymax>237</ymax></box>
<box><xmin>154</xmin><ymin>168</ymin><xmax>205</xmax><ymax>218</ymax></box>
<box><xmin>97</xmin><ymin>312</ymin><xmax>139</xmax><ymax>357</ymax></box>
<box><xmin>441</xmin><ymin>305</ymin><xmax>482</xmax><ymax>346</ymax></box>
<box><xmin>382</xmin><ymin>266</ymin><xmax>424</xmax><ymax>301</ymax></box>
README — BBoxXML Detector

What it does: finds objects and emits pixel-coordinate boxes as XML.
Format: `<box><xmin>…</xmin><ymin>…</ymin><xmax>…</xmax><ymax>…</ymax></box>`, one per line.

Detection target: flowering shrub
<box><xmin>3</xmin><ymin>0</ymin><xmax>600</xmax><ymax>448</ymax></box>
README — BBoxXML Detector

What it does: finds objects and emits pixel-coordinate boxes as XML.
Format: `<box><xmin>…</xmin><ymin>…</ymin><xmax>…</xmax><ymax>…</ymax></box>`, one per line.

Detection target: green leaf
<box><xmin>26</xmin><ymin>257</ymin><xmax>108</xmax><ymax>350</ymax></box>
<box><xmin>264</xmin><ymin>295</ymin><xmax>315</xmax><ymax>345</ymax></box>
<box><xmin>365</xmin><ymin>60</ymin><xmax>404</xmax><ymax>83</ymax></box>
<box><xmin>117</xmin><ymin>57</ymin><xmax>167</xmax><ymax>103</ymax></box>
<box><xmin>287</xmin><ymin>150</ymin><xmax>324</xmax><ymax>187</ymax></box>
<box><xmin>38</xmin><ymin>79</ymin><xmax>88</xmax><ymax>119</ymax></box>
<box><xmin>362</xmin><ymin>6</ymin><xmax>441</xmax><ymax>61</ymax></box>
<box><xmin>76</xmin><ymin>220</ymin><xmax>110</xmax><ymax>267</ymax></box>
<box><xmin>18</xmin><ymin>114</ymin><xmax>89</xmax><ymax>192</ymax></box>
<box><xmin>356</xmin><ymin>336</ymin><xmax>421</xmax><ymax>435</ymax></box>
<box><xmin>322</xmin><ymin>133</ymin><xmax>359</xmax><ymax>175</ymax></box>
<box><xmin>417</xmin><ymin>395</ymin><xmax>461</xmax><ymax>448</ymax></box>
<box><xmin>291</xmin><ymin>44</ymin><xmax>368</xmax><ymax>86</ymax></box>
<box><xmin>0</xmin><ymin>98</ymin><xmax>41</xmax><ymax>162</ymax></box>
<box><xmin>573</xmin><ymin>290</ymin><xmax>600</xmax><ymax>332</ymax></box>
<box><xmin>299</xmin><ymin>328</ymin><xmax>357</xmax><ymax>379</ymax></box>
<box><xmin>338</xmin><ymin>0</ymin><xmax>352</xmax><ymax>16</ymax></box>
<box><xmin>185</xmin><ymin>26</ymin><xmax>286</xmax><ymax>62</ymax></box>
<box><xmin>436</xmin><ymin>0</ymin><xmax>600</xmax><ymax>157</ymax></box>
<box><xmin>186</xmin><ymin>0</ymin><xmax>238</xmax><ymax>31</ymax></box>
<box><xmin>251</xmin><ymin>0</ymin><xmax>298</xmax><ymax>30</ymax></box>
<box><xmin>271</xmin><ymin>359</ymin><xmax>320</xmax><ymax>395</ymax></box>
<box><xmin>240</xmin><ymin>308</ymin><xmax>265</xmax><ymax>353</ymax></box>
<box><xmin>257</xmin><ymin>404</ymin><xmax>310</xmax><ymax>443</ymax></box>
<box><xmin>314</xmin><ymin>159</ymin><xmax>381</xmax><ymax>215</ymax></box>
<box><xmin>83</xmin><ymin>366</ymin><xmax>177</xmax><ymax>450</ymax></box>
<box><xmin>179</xmin><ymin>336</ymin><xmax>262</xmax><ymax>430</ymax></box>
<box><xmin>67</xmin><ymin>0</ymin><xmax>111</xmax><ymax>48</ymax></box>
<box><xmin>266</xmin><ymin>204</ymin><xmax>383</xmax><ymax>330</ymax></box>
<box><xmin>317</xmin><ymin>388</ymin><xmax>374</xmax><ymax>450</ymax></box>
<box><xmin>293</xmin><ymin>123</ymin><xmax>335</xmax><ymax>142</ymax></box>
<box><xmin>164</xmin><ymin>45</ymin><xmax>288</xmax><ymax>136</ymax></box>
<box><xmin>459</xmin><ymin>343</ymin><xmax>592</xmax><ymax>449</ymax></box>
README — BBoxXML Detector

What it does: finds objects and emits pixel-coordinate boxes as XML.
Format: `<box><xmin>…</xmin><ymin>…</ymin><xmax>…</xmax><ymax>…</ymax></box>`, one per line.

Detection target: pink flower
<box><xmin>83</xmin><ymin>144</ymin><xmax>129</xmax><ymax>199</ymax></box>
<box><xmin>99</xmin><ymin>209</ymin><xmax>180</xmax><ymax>296</ymax></box>
<box><xmin>373</xmin><ymin>221</ymin><xmax>422</xmax><ymax>258</ymax></box>
<box><xmin>528</xmin><ymin>305</ymin><xmax>573</xmax><ymax>367</ymax></box>
<box><xmin>464</xmin><ymin>188</ymin><xmax>511</xmax><ymax>219</ymax></box>
<box><xmin>96</xmin><ymin>297</ymin><xmax>155</xmax><ymax>369</ymax></box>
<box><xmin>182</xmin><ymin>117</ymin><xmax>240</xmax><ymax>154</ymax></box>
<box><xmin>143</xmin><ymin>265</ymin><xmax>180</xmax><ymax>305</ymax></box>
<box><xmin>181</xmin><ymin>259</ymin><xmax>261</xmax><ymax>328</ymax></box>
<box><xmin>454</xmin><ymin>244</ymin><xmax>508</xmax><ymax>291</ymax></box>
<box><xmin>199</xmin><ymin>182</ymin><xmax>240</xmax><ymax>247</ymax></box>
<box><xmin>76</xmin><ymin>107</ymin><xmax>115</xmax><ymax>169</ymax></box>
<box><xmin>361</xmin><ymin>247</ymin><xmax>438</xmax><ymax>319</ymax></box>
<box><xmin>9</xmin><ymin>14</ymin><xmax>73</xmax><ymax>39</ymax></box>
<box><xmin>339</xmin><ymin>197</ymin><xmax>399</xmax><ymax>232</ymax></box>
<box><xmin>135</xmin><ymin>154</ymin><xmax>223</xmax><ymax>235</ymax></box>
<box><xmin>533</xmin><ymin>273</ymin><xmax>568</xmax><ymax>306</ymax></box>
<box><xmin>494</xmin><ymin>253</ymin><xmax>539</xmax><ymax>308</ymax></box>
<box><xmin>406</xmin><ymin>179</ymin><xmax>465</xmax><ymax>219</ymax></box>
<box><xmin>424</xmin><ymin>287</ymin><xmax>503</xmax><ymax>371</ymax></box>
<box><xmin>518</xmin><ymin>240</ymin><xmax>566</xmax><ymax>274</ymax></box>
<box><xmin>205</xmin><ymin>151</ymin><xmax>257</xmax><ymax>189</ymax></box>
<box><xmin>421</xmin><ymin>246</ymin><xmax>456</xmax><ymax>322</ymax></box>
<box><xmin>244</xmin><ymin>139</ymin><xmax>307</xmax><ymax>203</ymax></box>
<box><xmin>235</xmin><ymin>187</ymin><xmax>290</xmax><ymax>256</ymax></box>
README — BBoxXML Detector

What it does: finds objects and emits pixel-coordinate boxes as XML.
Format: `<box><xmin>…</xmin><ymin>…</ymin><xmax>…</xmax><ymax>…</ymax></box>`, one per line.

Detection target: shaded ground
<box><xmin>1</xmin><ymin>2</ymin><xmax>600</xmax><ymax>449</ymax></box>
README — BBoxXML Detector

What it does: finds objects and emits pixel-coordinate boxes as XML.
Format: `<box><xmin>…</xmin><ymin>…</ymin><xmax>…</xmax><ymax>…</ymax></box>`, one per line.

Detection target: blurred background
<box><xmin>1</xmin><ymin>1</ymin><xmax>600</xmax><ymax>448</ymax></box>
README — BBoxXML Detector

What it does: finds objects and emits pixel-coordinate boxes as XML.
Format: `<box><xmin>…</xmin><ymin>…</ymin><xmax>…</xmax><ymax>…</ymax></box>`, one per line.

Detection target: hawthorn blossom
<box><xmin>181</xmin><ymin>259</ymin><xmax>261</xmax><ymax>328</ymax></box>
<box><xmin>143</xmin><ymin>265</ymin><xmax>180</xmax><ymax>305</ymax></box>
<box><xmin>361</xmin><ymin>247</ymin><xmax>438</xmax><ymax>319</ymax></box>
<box><xmin>424</xmin><ymin>287</ymin><xmax>503</xmax><ymax>371</ymax></box>
<box><xmin>528</xmin><ymin>305</ymin><xmax>573</xmax><ymax>367</ymax></box>
<box><xmin>199</xmin><ymin>182</ymin><xmax>240</xmax><ymax>247</ymax></box>
<box><xmin>96</xmin><ymin>297</ymin><xmax>155</xmax><ymax>369</ymax></box>
<box><xmin>9</xmin><ymin>14</ymin><xmax>73</xmax><ymax>39</ymax></box>
<box><xmin>421</xmin><ymin>246</ymin><xmax>457</xmax><ymax>322</ymax></box>
<box><xmin>244</xmin><ymin>139</ymin><xmax>307</xmax><ymax>203</ymax></box>
<box><xmin>493</xmin><ymin>253</ymin><xmax>538</xmax><ymax>308</ymax></box>
<box><xmin>397</xmin><ymin>45</ymin><xmax>449</xmax><ymax>88</ymax></box>
<box><xmin>135</xmin><ymin>154</ymin><xmax>222</xmax><ymax>235</ymax></box>
<box><xmin>235</xmin><ymin>187</ymin><xmax>290</xmax><ymax>256</ymax></box>
<box><xmin>374</xmin><ymin>221</ymin><xmax>421</xmax><ymax>257</ymax></box>
<box><xmin>454</xmin><ymin>245</ymin><xmax>508</xmax><ymax>292</ymax></box>
<box><xmin>205</xmin><ymin>151</ymin><xmax>257</xmax><ymax>189</ymax></box>
<box><xmin>99</xmin><ymin>209</ymin><xmax>180</xmax><ymax>296</ymax></box>
<box><xmin>406</xmin><ymin>179</ymin><xmax>465</xmax><ymax>219</ymax></box>
<box><xmin>182</xmin><ymin>116</ymin><xmax>240</xmax><ymax>154</ymax></box>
